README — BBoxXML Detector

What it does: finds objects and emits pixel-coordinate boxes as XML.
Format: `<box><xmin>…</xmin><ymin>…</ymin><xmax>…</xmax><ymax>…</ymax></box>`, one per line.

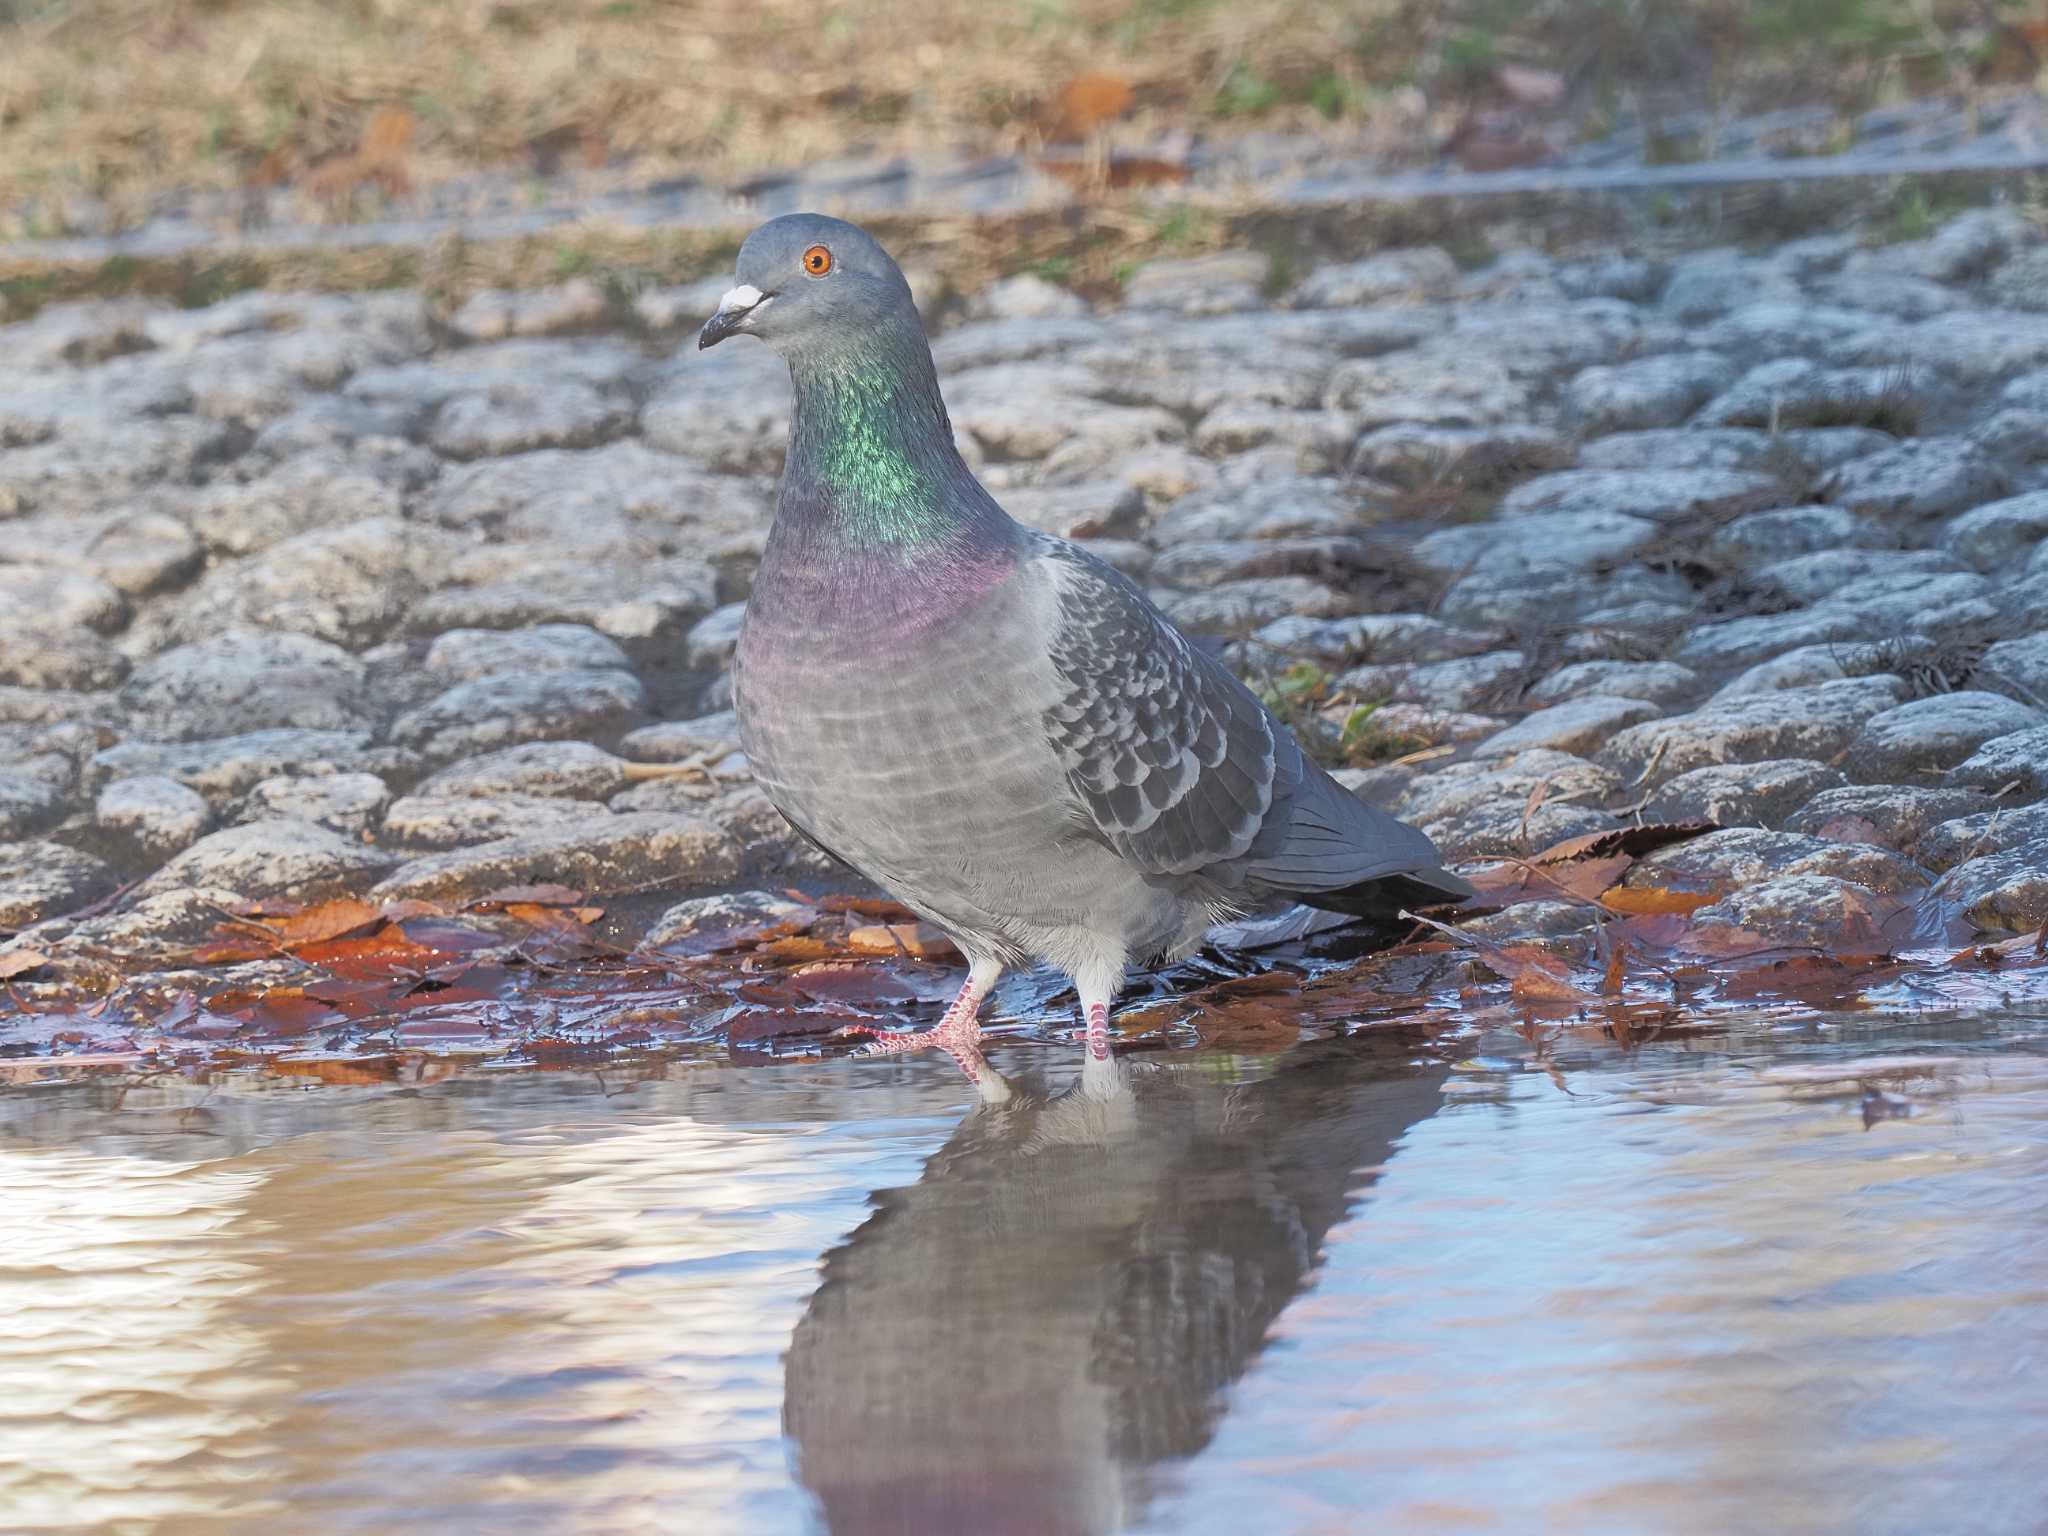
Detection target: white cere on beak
<box><xmin>720</xmin><ymin>284</ymin><xmax>766</xmax><ymax>315</ymax></box>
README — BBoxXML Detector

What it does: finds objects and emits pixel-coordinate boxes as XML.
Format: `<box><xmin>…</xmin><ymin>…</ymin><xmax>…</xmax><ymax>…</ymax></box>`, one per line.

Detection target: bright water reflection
<box><xmin>3</xmin><ymin>1013</ymin><xmax>2044</xmax><ymax>1536</ymax></box>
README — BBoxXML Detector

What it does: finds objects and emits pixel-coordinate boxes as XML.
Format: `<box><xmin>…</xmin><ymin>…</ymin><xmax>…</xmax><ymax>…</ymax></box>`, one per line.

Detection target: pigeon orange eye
<box><xmin>802</xmin><ymin>245</ymin><xmax>833</xmax><ymax>276</ymax></box>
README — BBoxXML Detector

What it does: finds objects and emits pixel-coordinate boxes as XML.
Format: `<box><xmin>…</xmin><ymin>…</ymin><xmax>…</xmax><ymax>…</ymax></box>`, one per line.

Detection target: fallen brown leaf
<box><xmin>1602</xmin><ymin>886</ymin><xmax>1719</xmax><ymax>917</ymax></box>
<box><xmin>0</xmin><ymin>949</ymin><xmax>51</xmax><ymax>980</ymax></box>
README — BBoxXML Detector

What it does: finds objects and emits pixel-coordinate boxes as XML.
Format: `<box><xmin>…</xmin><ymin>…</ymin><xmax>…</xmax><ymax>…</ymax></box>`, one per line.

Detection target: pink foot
<box><xmin>835</xmin><ymin>960</ymin><xmax>1009</xmax><ymax>1102</ymax></box>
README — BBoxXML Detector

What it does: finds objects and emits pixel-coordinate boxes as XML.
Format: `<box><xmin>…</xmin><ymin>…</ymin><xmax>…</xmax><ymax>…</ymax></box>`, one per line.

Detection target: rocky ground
<box><xmin>3</xmin><ymin>205</ymin><xmax>2047</xmax><ymax>1023</ymax></box>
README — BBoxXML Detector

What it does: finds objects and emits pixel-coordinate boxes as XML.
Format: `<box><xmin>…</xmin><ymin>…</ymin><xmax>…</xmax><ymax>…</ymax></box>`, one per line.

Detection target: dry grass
<box><xmin>0</xmin><ymin>0</ymin><xmax>1403</xmax><ymax>220</ymax></box>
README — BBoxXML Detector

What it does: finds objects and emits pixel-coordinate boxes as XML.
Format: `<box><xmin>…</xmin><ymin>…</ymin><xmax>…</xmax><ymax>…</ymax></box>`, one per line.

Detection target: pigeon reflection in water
<box><xmin>783</xmin><ymin>1036</ymin><xmax>1448</xmax><ymax>1535</ymax></box>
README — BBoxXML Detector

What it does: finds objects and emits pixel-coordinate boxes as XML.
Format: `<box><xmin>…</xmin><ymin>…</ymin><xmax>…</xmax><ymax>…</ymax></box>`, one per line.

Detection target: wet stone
<box><xmin>1943</xmin><ymin>846</ymin><xmax>2048</xmax><ymax>933</ymax></box>
<box><xmin>1689</xmin><ymin>874</ymin><xmax>1899</xmax><ymax>950</ymax></box>
<box><xmin>237</xmin><ymin>773</ymin><xmax>392</xmax><ymax>837</ymax></box>
<box><xmin>1597</xmin><ymin>677</ymin><xmax>1907</xmax><ymax>790</ymax></box>
<box><xmin>381</xmin><ymin>793</ymin><xmax>615</xmax><ymax>851</ymax></box>
<box><xmin>370</xmin><ymin>811</ymin><xmax>742</xmax><ymax>904</ymax></box>
<box><xmin>1423</xmin><ymin>800</ymin><xmax>1624</xmax><ymax>863</ymax></box>
<box><xmin>0</xmin><ymin>841</ymin><xmax>118</xmax><ymax>928</ymax></box>
<box><xmin>94</xmin><ymin>775</ymin><xmax>212</xmax><ymax>858</ymax></box>
<box><xmin>637</xmin><ymin>889</ymin><xmax>813</xmax><ymax>952</ymax></box>
<box><xmin>1641</xmin><ymin>759</ymin><xmax>1847</xmax><ymax>829</ymax></box>
<box><xmin>1784</xmin><ymin>784</ymin><xmax>1994</xmax><ymax>851</ymax></box>
<box><xmin>1912</xmin><ymin>803</ymin><xmax>2048</xmax><ymax>873</ymax></box>
<box><xmin>135</xmin><ymin>819</ymin><xmax>397</xmax><ymax>903</ymax></box>
<box><xmin>1944</xmin><ymin>725</ymin><xmax>2048</xmax><ymax>795</ymax></box>
<box><xmin>387</xmin><ymin>668</ymin><xmax>648</xmax><ymax>764</ymax></box>
<box><xmin>415</xmin><ymin>741</ymin><xmax>632</xmax><ymax>801</ymax></box>
<box><xmin>1846</xmin><ymin>693</ymin><xmax>2047</xmax><ymax>783</ymax></box>
<box><xmin>1396</xmin><ymin>749</ymin><xmax>1620</xmax><ymax>828</ymax></box>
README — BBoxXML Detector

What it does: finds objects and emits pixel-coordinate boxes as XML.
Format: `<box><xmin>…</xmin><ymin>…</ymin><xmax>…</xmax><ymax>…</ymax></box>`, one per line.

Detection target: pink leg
<box><xmin>840</xmin><ymin>957</ymin><xmax>1010</xmax><ymax>1103</ymax></box>
<box><xmin>1076</xmin><ymin>971</ymin><xmax>1126</xmax><ymax>1100</ymax></box>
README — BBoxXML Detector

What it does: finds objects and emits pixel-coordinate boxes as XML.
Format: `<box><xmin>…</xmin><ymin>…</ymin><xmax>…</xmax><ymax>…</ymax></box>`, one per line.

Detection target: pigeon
<box><xmin>700</xmin><ymin>214</ymin><xmax>1471</xmax><ymax>1098</ymax></box>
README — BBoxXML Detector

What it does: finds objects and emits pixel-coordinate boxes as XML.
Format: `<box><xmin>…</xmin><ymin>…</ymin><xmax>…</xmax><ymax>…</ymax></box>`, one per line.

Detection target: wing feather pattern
<box><xmin>1038</xmin><ymin>542</ymin><xmax>1466</xmax><ymax>904</ymax></box>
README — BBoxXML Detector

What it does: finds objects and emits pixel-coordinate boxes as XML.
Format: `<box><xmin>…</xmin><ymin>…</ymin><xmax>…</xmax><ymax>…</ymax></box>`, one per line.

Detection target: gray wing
<box><xmin>1036</xmin><ymin>541</ymin><xmax>1461</xmax><ymax>900</ymax></box>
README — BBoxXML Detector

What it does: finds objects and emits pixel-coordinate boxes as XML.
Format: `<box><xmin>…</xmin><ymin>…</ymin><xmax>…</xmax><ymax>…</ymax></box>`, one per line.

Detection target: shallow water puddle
<box><xmin>4</xmin><ymin>1009</ymin><xmax>2045</xmax><ymax>1535</ymax></box>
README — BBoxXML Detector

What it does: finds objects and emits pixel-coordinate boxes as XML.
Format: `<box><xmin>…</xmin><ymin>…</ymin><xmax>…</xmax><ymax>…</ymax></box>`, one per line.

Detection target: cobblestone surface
<box><xmin>3</xmin><ymin>206</ymin><xmax>2047</xmax><ymax>973</ymax></box>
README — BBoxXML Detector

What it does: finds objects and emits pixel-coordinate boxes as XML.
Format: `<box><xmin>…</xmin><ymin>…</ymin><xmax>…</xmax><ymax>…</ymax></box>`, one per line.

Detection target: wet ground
<box><xmin>6</xmin><ymin>1007</ymin><xmax>2044</xmax><ymax>1535</ymax></box>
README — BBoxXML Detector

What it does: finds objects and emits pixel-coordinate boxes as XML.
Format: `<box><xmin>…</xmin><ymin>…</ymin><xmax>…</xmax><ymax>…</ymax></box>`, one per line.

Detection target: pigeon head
<box><xmin>699</xmin><ymin>213</ymin><xmax>921</xmax><ymax>358</ymax></box>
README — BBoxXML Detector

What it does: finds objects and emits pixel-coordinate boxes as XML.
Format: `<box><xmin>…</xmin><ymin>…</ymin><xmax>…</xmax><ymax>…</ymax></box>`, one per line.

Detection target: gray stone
<box><xmin>95</xmin><ymin>775</ymin><xmax>212</xmax><ymax>857</ymax></box>
<box><xmin>1624</xmin><ymin>827</ymin><xmax>1923</xmax><ymax>894</ymax></box>
<box><xmin>1756</xmin><ymin>547</ymin><xmax>1965</xmax><ymax>604</ymax></box>
<box><xmin>1426</xmin><ymin>799</ymin><xmax>1623</xmax><ymax>862</ymax></box>
<box><xmin>618</xmin><ymin>711</ymin><xmax>744</xmax><ymax>764</ymax></box>
<box><xmin>1122</xmin><ymin>252</ymin><xmax>1269</xmax><ymax>316</ymax></box>
<box><xmin>1002</xmin><ymin>482</ymin><xmax>1146</xmax><ymax>540</ymax></box>
<box><xmin>1913</xmin><ymin>803</ymin><xmax>2048</xmax><ymax>872</ymax></box>
<box><xmin>422</xmin><ymin>624</ymin><xmax>634</xmax><ymax>681</ymax></box>
<box><xmin>387</xmin><ymin>668</ymin><xmax>647</xmax><ymax>762</ymax></box>
<box><xmin>1324</xmin><ymin>348</ymin><xmax>1529</xmax><ymax>430</ymax></box>
<box><xmin>637</xmin><ymin>889</ymin><xmax>812</xmax><ymax>952</ymax></box>
<box><xmin>1988</xmin><ymin>247</ymin><xmax>2048</xmax><ymax>312</ymax></box>
<box><xmin>1597</xmin><ymin>677</ymin><xmax>1907</xmax><ymax>789</ymax></box>
<box><xmin>1942</xmin><ymin>847</ymin><xmax>2048</xmax><ymax>933</ymax></box>
<box><xmin>1912</xmin><ymin>208</ymin><xmax>2040</xmax><ymax>283</ymax></box>
<box><xmin>1675</xmin><ymin>610</ymin><xmax>1875</xmax><ymax>673</ymax></box>
<box><xmin>407</xmin><ymin>554</ymin><xmax>717</xmax><ymax>645</ymax></box>
<box><xmin>1497</xmin><ymin>467</ymin><xmax>1784</xmax><ymax>528</ymax></box>
<box><xmin>1151</xmin><ymin>536</ymin><xmax>1372</xmax><ymax>589</ymax></box>
<box><xmin>1348</xmin><ymin>423</ymin><xmax>1574</xmax><ymax>492</ymax></box>
<box><xmin>121</xmin><ymin>629</ymin><xmax>373</xmax><ymax>741</ymax></box>
<box><xmin>1780</xmin><ymin>427</ymin><xmax>1897</xmax><ymax>474</ymax></box>
<box><xmin>136</xmin><ymin>820</ymin><xmax>397</xmax><ymax>903</ymax></box>
<box><xmin>448</xmin><ymin>280</ymin><xmax>608</xmax><ymax>342</ymax></box>
<box><xmin>0</xmin><ymin>770</ymin><xmax>66</xmax><ymax>841</ymax></box>
<box><xmin>1785</xmin><ymin>784</ymin><xmax>1994</xmax><ymax>850</ymax></box>
<box><xmin>416</xmin><ymin>741</ymin><xmax>631</xmax><ymax>801</ymax></box>
<box><xmin>1524</xmin><ymin>660</ymin><xmax>1701</xmax><ymax>709</ymax></box>
<box><xmin>1291</xmin><ymin>249</ymin><xmax>1457</xmax><ymax>308</ymax></box>
<box><xmin>1847</xmin><ymin>693</ymin><xmax>2046</xmax><ymax>782</ymax></box>
<box><xmin>1564</xmin><ymin>352</ymin><xmax>1736</xmax><ymax>434</ymax></box>
<box><xmin>1692</xmin><ymin>358</ymin><xmax>1923</xmax><ymax>432</ymax></box>
<box><xmin>238</xmin><ymin>773</ymin><xmax>391</xmax><ymax>837</ymax></box>
<box><xmin>1813</xmin><ymin>272</ymin><xmax>1960</xmax><ymax>321</ymax></box>
<box><xmin>1706</xmin><ymin>505</ymin><xmax>1887</xmax><ymax>567</ymax></box>
<box><xmin>0</xmin><ymin>566</ymin><xmax>127</xmax><ymax>634</ymax></box>
<box><xmin>16</xmin><ymin>507</ymin><xmax>203</xmax><ymax>597</ymax></box>
<box><xmin>1819</xmin><ymin>439</ymin><xmax>2009</xmax><ymax>522</ymax></box>
<box><xmin>1641</xmin><ymin>759</ymin><xmax>1846</xmax><ymax>829</ymax></box>
<box><xmin>964</xmin><ymin>273</ymin><xmax>1088</xmax><ymax>322</ymax></box>
<box><xmin>184</xmin><ymin>454</ymin><xmax>412</xmax><ymax>557</ymax></box>
<box><xmin>1662</xmin><ymin>252</ymin><xmax>1801</xmax><ymax>323</ymax></box>
<box><xmin>0</xmin><ymin>623</ymin><xmax>128</xmax><ymax>690</ymax></box>
<box><xmin>1978</xmin><ymin>633</ymin><xmax>2048</xmax><ymax>705</ymax></box>
<box><xmin>0</xmin><ymin>841</ymin><xmax>119</xmax><ymax>928</ymax></box>
<box><xmin>429</xmin><ymin>378</ymin><xmax>631</xmax><ymax>459</ymax></box>
<box><xmin>640</xmin><ymin>343</ymin><xmax>792</xmax><ymax>475</ymax></box>
<box><xmin>1575</xmin><ymin>428</ymin><xmax>1778</xmax><ymax>472</ymax></box>
<box><xmin>1396</xmin><ymin>749</ymin><xmax>1620</xmax><ymax>826</ymax></box>
<box><xmin>151</xmin><ymin>517</ymin><xmax>462</xmax><ymax>650</ymax></box>
<box><xmin>87</xmin><ymin>729</ymin><xmax>390</xmax><ymax>804</ymax></box>
<box><xmin>1938</xmin><ymin>491</ymin><xmax>2048</xmax><ymax>573</ymax></box>
<box><xmin>1689</xmin><ymin>874</ymin><xmax>1903</xmax><ymax>949</ymax></box>
<box><xmin>370</xmin><ymin>811</ymin><xmax>742</xmax><ymax>903</ymax></box>
<box><xmin>381</xmin><ymin>793</ymin><xmax>615</xmax><ymax>850</ymax></box>
<box><xmin>1472</xmin><ymin>695</ymin><xmax>1662</xmax><ymax>759</ymax></box>
<box><xmin>1820</xmin><ymin>568</ymin><xmax>1999</xmax><ymax>633</ymax></box>
<box><xmin>684</xmin><ymin>603</ymin><xmax>748</xmax><ymax>672</ymax></box>
<box><xmin>1844</xmin><ymin>309</ymin><xmax>2048</xmax><ymax>381</ymax></box>
<box><xmin>1338</xmin><ymin>651</ymin><xmax>1525</xmax><ymax>714</ymax></box>
<box><xmin>1154</xmin><ymin>577</ymin><xmax>1350</xmax><ymax>635</ymax></box>
<box><xmin>1969</xmin><ymin>408</ymin><xmax>2048</xmax><ymax>464</ymax></box>
<box><xmin>1244</xmin><ymin>613</ymin><xmax>1497</xmax><ymax>670</ymax></box>
<box><xmin>1413</xmin><ymin>511</ymin><xmax>1658</xmax><ymax>581</ymax></box>
<box><xmin>1944</xmin><ymin>725</ymin><xmax>2048</xmax><ymax>795</ymax></box>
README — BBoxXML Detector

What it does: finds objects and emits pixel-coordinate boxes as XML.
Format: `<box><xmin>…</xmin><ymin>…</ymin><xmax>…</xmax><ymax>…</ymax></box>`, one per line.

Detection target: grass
<box><xmin>2</xmin><ymin>0</ymin><xmax>2043</xmax><ymax>238</ymax></box>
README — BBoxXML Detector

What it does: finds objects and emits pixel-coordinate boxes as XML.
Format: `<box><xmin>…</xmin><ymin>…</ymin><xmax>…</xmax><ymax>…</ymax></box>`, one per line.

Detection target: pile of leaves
<box><xmin>2</xmin><ymin>821</ymin><xmax>2044</xmax><ymax>1087</ymax></box>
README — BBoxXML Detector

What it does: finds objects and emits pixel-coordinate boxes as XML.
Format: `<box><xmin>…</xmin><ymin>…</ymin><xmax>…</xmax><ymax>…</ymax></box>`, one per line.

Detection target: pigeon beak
<box><xmin>699</xmin><ymin>284</ymin><xmax>770</xmax><ymax>349</ymax></box>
